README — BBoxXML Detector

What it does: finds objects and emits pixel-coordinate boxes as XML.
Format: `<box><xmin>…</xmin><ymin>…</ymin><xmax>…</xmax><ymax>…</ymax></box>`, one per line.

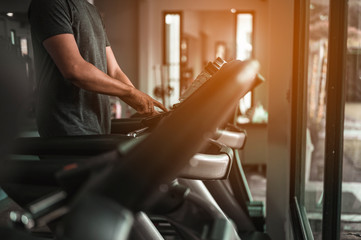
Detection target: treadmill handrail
<box><xmin>10</xmin><ymin>135</ymin><xmax>136</xmax><ymax>156</ymax></box>
<box><xmin>179</xmin><ymin>153</ymin><xmax>231</xmax><ymax>180</ymax></box>
<box><xmin>215</xmin><ymin>129</ymin><xmax>247</xmax><ymax>150</ymax></box>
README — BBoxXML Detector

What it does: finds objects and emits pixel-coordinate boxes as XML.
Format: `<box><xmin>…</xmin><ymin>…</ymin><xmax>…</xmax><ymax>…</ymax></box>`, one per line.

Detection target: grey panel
<box><xmin>179</xmin><ymin>153</ymin><xmax>230</xmax><ymax>180</ymax></box>
<box><xmin>216</xmin><ymin>129</ymin><xmax>246</xmax><ymax>149</ymax></box>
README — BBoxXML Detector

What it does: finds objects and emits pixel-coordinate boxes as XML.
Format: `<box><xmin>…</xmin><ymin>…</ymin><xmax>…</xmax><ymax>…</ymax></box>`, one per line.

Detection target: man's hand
<box><xmin>105</xmin><ymin>46</ymin><xmax>168</xmax><ymax>115</ymax></box>
<box><xmin>123</xmin><ymin>88</ymin><xmax>168</xmax><ymax>116</ymax></box>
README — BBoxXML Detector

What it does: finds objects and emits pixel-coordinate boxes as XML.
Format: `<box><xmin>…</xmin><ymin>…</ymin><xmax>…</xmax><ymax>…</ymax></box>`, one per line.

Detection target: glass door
<box><xmin>303</xmin><ymin>1</ymin><xmax>330</xmax><ymax>238</ymax></box>
<box><xmin>291</xmin><ymin>0</ymin><xmax>350</xmax><ymax>239</ymax></box>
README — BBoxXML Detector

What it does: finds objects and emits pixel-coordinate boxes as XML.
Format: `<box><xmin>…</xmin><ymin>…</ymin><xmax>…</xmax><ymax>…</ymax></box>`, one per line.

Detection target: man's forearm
<box><xmin>67</xmin><ymin>60</ymin><xmax>166</xmax><ymax>114</ymax></box>
<box><xmin>66</xmin><ymin>60</ymin><xmax>135</xmax><ymax>99</ymax></box>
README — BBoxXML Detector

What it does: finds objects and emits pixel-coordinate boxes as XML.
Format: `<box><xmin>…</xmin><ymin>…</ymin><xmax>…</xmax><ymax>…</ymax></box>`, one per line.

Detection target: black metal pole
<box><xmin>322</xmin><ymin>0</ymin><xmax>348</xmax><ymax>239</ymax></box>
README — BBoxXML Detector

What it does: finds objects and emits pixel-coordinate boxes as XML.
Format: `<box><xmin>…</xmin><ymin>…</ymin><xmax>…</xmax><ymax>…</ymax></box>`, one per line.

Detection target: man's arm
<box><xmin>43</xmin><ymin>33</ymin><xmax>167</xmax><ymax>114</ymax></box>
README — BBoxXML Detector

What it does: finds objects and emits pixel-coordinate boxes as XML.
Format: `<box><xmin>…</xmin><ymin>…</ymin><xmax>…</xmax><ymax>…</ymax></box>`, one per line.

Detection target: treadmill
<box><xmin>1</xmin><ymin>59</ymin><xmax>267</xmax><ymax>240</ymax></box>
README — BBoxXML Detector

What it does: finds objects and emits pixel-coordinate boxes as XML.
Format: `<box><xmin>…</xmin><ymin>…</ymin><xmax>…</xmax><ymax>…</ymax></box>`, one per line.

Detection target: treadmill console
<box><xmin>179</xmin><ymin>57</ymin><xmax>226</xmax><ymax>101</ymax></box>
<box><xmin>137</xmin><ymin>58</ymin><xmax>265</xmax><ymax>130</ymax></box>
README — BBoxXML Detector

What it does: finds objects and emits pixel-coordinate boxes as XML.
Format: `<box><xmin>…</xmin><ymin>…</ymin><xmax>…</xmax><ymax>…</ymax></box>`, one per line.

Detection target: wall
<box><xmin>95</xmin><ymin>0</ymin><xmax>139</xmax><ymax>116</ymax></box>
<box><xmin>0</xmin><ymin>0</ymin><xmax>31</xmax><ymax>12</ymax></box>
<box><xmin>138</xmin><ymin>0</ymin><xmax>269</xmax><ymax>110</ymax></box>
<box><xmin>183</xmin><ymin>11</ymin><xmax>202</xmax><ymax>76</ymax></box>
<box><xmin>95</xmin><ymin>0</ymin><xmax>139</xmax><ymax>88</ymax></box>
<box><xmin>0</xmin><ymin>11</ymin><xmax>35</xmax><ymax>117</ymax></box>
<box><xmin>0</xmin><ymin>1</ymin><xmax>33</xmax><ymax>63</ymax></box>
<box><xmin>183</xmin><ymin>10</ymin><xmax>236</xmax><ymax>83</ymax></box>
<box><xmin>266</xmin><ymin>0</ymin><xmax>294</xmax><ymax>239</ymax></box>
<box><xmin>183</xmin><ymin>10</ymin><xmax>201</xmax><ymax>39</ymax></box>
<box><xmin>200</xmin><ymin>11</ymin><xmax>235</xmax><ymax>62</ymax></box>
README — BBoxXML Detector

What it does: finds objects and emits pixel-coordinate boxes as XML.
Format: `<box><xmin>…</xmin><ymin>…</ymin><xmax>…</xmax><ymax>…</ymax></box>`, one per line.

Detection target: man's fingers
<box><xmin>153</xmin><ymin>100</ymin><xmax>168</xmax><ymax>112</ymax></box>
<box><xmin>151</xmin><ymin>109</ymin><xmax>160</xmax><ymax>116</ymax></box>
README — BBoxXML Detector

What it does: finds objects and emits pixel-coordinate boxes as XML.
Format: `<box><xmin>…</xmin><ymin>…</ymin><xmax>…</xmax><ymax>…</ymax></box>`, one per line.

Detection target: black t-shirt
<box><xmin>29</xmin><ymin>0</ymin><xmax>111</xmax><ymax>137</ymax></box>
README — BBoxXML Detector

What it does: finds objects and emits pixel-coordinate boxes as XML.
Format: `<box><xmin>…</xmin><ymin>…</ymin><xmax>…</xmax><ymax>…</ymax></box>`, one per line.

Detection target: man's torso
<box><xmin>29</xmin><ymin>0</ymin><xmax>111</xmax><ymax>137</ymax></box>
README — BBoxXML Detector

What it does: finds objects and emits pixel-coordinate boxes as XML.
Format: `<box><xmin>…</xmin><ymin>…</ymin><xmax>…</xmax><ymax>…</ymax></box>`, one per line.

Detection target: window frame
<box><xmin>290</xmin><ymin>0</ymin><xmax>348</xmax><ymax>239</ymax></box>
<box><xmin>290</xmin><ymin>0</ymin><xmax>313</xmax><ymax>237</ymax></box>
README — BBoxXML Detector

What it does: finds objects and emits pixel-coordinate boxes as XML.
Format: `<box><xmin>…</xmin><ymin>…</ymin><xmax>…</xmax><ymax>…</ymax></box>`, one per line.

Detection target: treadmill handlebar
<box><xmin>3</xmin><ymin>140</ymin><xmax>234</xmax><ymax>229</ymax></box>
<box><xmin>179</xmin><ymin>139</ymin><xmax>233</xmax><ymax>180</ymax></box>
<box><xmin>214</xmin><ymin>129</ymin><xmax>247</xmax><ymax>150</ymax></box>
<box><xmin>10</xmin><ymin>135</ymin><xmax>135</xmax><ymax>156</ymax></box>
<box><xmin>55</xmin><ymin>139</ymin><xmax>233</xmax><ymax>195</ymax></box>
<box><xmin>180</xmin><ymin>153</ymin><xmax>230</xmax><ymax>180</ymax></box>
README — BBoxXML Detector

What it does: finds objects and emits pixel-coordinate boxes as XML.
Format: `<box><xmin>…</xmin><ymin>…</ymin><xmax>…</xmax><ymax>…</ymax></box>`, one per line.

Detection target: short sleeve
<box><xmin>28</xmin><ymin>0</ymin><xmax>73</xmax><ymax>43</ymax></box>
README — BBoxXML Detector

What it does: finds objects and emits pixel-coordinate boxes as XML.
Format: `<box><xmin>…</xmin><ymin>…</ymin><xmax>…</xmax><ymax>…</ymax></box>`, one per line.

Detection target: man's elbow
<box><xmin>62</xmin><ymin>63</ymin><xmax>82</xmax><ymax>83</ymax></box>
<box><xmin>108</xmin><ymin>67</ymin><xmax>122</xmax><ymax>79</ymax></box>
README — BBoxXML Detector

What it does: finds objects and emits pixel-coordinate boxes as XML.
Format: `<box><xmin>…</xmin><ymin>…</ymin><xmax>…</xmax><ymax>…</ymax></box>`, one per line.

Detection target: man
<box><xmin>29</xmin><ymin>0</ymin><xmax>166</xmax><ymax>137</ymax></box>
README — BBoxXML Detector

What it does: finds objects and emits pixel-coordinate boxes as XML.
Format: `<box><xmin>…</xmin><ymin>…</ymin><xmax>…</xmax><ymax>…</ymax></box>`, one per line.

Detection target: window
<box><xmin>10</xmin><ymin>30</ymin><xmax>16</xmax><ymax>45</ymax></box>
<box><xmin>341</xmin><ymin>0</ymin><xmax>361</xmax><ymax>236</ymax></box>
<box><xmin>20</xmin><ymin>38</ymin><xmax>28</xmax><ymax>56</ymax></box>
<box><xmin>163</xmin><ymin>12</ymin><xmax>182</xmax><ymax>108</ymax></box>
<box><xmin>236</xmin><ymin>12</ymin><xmax>254</xmax><ymax>116</ymax></box>
<box><xmin>291</xmin><ymin>0</ymin><xmax>352</xmax><ymax>239</ymax></box>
